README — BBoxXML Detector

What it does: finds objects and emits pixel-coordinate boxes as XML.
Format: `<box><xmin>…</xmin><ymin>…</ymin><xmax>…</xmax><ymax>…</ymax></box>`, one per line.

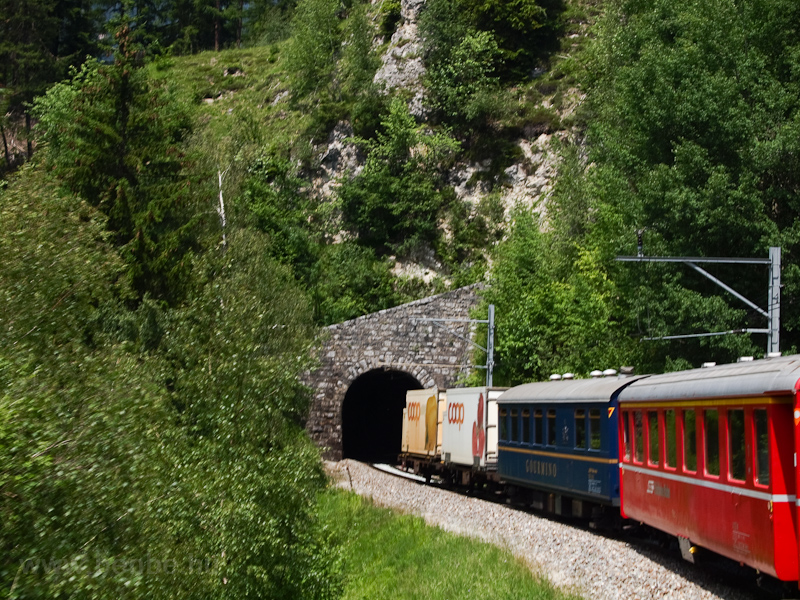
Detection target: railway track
<box><xmin>333</xmin><ymin>460</ymin><xmax>792</xmax><ymax>600</ymax></box>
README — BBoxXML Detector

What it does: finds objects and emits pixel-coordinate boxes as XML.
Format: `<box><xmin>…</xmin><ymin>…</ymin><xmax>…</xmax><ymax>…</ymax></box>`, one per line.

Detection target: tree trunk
<box><xmin>215</xmin><ymin>0</ymin><xmax>221</xmax><ymax>52</ymax></box>
<box><xmin>237</xmin><ymin>0</ymin><xmax>243</xmax><ymax>49</ymax></box>
<box><xmin>25</xmin><ymin>112</ymin><xmax>32</xmax><ymax>159</ymax></box>
<box><xmin>217</xmin><ymin>167</ymin><xmax>228</xmax><ymax>251</ymax></box>
<box><xmin>0</xmin><ymin>123</ymin><xmax>10</xmax><ymax>167</ymax></box>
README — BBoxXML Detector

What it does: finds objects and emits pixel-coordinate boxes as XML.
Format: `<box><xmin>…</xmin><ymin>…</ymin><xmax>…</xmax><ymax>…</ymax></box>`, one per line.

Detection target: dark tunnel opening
<box><xmin>341</xmin><ymin>368</ymin><xmax>422</xmax><ymax>463</ymax></box>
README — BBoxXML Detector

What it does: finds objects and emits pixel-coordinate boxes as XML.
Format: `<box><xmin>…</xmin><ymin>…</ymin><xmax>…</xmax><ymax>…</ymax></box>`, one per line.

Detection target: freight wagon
<box><xmin>400</xmin><ymin>386</ymin><xmax>507</xmax><ymax>484</ymax></box>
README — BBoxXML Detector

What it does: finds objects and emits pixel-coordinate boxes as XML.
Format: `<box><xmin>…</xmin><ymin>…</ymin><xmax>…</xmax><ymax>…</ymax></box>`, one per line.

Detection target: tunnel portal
<box><xmin>341</xmin><ymin>368</ymin><xmax>422</xmax><ymax>462</ymax></box>
<box><xmin>304</xmin><ymin>285</ymin><xmax>480</xmax><ymax>459</ymax></box>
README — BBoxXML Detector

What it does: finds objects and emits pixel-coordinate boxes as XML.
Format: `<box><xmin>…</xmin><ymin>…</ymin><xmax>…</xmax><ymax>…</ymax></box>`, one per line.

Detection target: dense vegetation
<box><xmin>2</xmin><ymin>28</ymin><xmax>341</xmax><ymax>600</ymax></box>
<box><xmin>484</xmin><ymin>0</ymin><xmax>800</xmax><ymax>382</ymax></box>
<box><xmin>3</xmin><ymin>0</ymin><xmax>800</xmax><ymax>596</ymax></box>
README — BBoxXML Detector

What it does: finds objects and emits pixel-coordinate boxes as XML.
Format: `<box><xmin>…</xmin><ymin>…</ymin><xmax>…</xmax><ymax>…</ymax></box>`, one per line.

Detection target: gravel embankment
<box><xmin>327</xmin><ymin>460</ymin><xmax>761</xmax><ymax>600</ymax></box>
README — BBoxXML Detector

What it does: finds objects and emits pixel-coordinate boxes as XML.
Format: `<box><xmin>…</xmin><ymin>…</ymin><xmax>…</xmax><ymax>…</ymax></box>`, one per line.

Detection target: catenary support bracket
<box><xmin>616</xmin><ymin>248</ymin><xmax>780</xmax><ymax>355</ymax></box>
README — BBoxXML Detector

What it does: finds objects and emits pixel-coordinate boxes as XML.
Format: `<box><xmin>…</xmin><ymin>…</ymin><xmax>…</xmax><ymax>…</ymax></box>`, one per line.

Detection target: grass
<box><xmin>317</xmin><ymin>489</ymin><xmax>584</xmax><ymax>600</ymax></box>
<box><xmin>148</xmin><ymin>45</ymin><xmax>316</xmax><ymax>165</ymax></box>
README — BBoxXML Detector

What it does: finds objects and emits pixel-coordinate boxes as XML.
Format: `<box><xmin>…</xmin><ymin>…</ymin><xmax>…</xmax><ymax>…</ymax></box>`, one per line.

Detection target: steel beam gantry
<box><xmin>616</xmin><ymin>247</ymin><xmax>781</xmax><ymax>355</ymax></box>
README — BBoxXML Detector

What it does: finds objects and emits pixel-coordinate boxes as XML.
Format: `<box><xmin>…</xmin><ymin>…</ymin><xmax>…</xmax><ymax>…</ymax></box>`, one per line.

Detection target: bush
<box><xmin>379</xmin><ymin>0</ymin><xmax>401</xmax><ymax>38</ymax></box>
<box><xmin>0</xmin><ymin>165</ymin><xmax>341</xmax><ymax>600</ymax></box>
<box><xmin>338</xmin><ymin>98</ymin><xmax>459</xmax><ymax>255</ymax></box>
<box><xmin>285</xmin><ymin>0</ymin><xmax>342</xmax><ymax>99</ymax></box>
<box><xmin>311</xmin><ymin>242</ymin><xmax>400</xmax><ymax>324</ymax></box>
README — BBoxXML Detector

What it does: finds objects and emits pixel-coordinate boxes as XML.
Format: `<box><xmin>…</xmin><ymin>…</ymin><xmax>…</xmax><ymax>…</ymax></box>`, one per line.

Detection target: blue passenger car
<box><xmin>496</xmin><ymin>376</ymin><xmax>642</xmax><ymax>516</ymax></box>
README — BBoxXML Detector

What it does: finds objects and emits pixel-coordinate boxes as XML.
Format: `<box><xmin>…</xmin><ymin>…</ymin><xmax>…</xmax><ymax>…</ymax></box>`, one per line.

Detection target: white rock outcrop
<box><xmin>372</xmin><ymin>0</ymin><xmax>427</xmax><ymax>118</ymax></box>
<box><xmin>309</xmin><ymin>0</ymin><xmax>584</xmax><ymax>280</ymax></box>
<box><xmin>313</xmin><ymin>121</ymin><xmax>364</xmax><ymax>199</ymax></box>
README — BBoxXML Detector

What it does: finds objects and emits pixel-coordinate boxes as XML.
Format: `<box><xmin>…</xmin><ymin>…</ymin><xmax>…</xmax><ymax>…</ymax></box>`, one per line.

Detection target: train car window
<box><xmin>704</xmin><ymin>409</ymin><xmax>720</xmax><ymax>477</ymax></box>
<box><xmin>648</xmin><ymin>411</ymin><xmax>659</xmax><ymax>466</ymax></box>
<box><xmin>589</xmin><ymin>409</ymin><xmax>601</xmax><ymax>450</ymax></box>
<box><xmin>754</xmin><ymin>409</ymin><xmax>770</xmax><ymax>486</ymax></box>
<box><xmin>499</xmin><ymin>409</ymin><xmax>508</xmax><ymax>442</ymax></box>
<box><xmin>534</xmin><ymin>409</ymin><xmax>543</xmax><ymax>445</ymax></box>
<box><xmin>575</xmin><ymin>409</ymin><xmax>586</xmax><ymax>449</ymax></box>
<box><xmin>683</xmin><ymin>410</ymin><xmax>697</xmax><ymax>472</ymax></box>
<box><xmin>728</xmin><ymin>409</ymin><xmax>745</xmax><ymax>482</ymax></box>
<box><xmin>547</xmin><ymin>409</ymin><xmax>556</xmax><ymax>446</ymax></box>
<box><xmin>623</xmin><ymin>412</ymin><xmax>631</xmax><ymax>461</ymax></box>
<box><xmin>510</xmin><ymin>410</ymin><xmax>519</xmax><ymax>443</ymax></box>
<box><xmin>664</xmin><ymin>410</ymin><xmax>676</xmax><ymax>468</ymax></box>
<box><xmin>522</xmin><ymin>409</ymin><xmax>531</xmax><ymax>444</ymax></box>
<box><xmin>633</xmin><ymin>411</ymin><xmax>644</xmax><ymax>463</ymax></box>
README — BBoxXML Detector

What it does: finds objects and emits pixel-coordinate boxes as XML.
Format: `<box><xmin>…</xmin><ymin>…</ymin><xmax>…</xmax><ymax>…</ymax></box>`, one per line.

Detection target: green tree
<box><xmin>242</xmin><ymin>152</ymin><xmax>318</xmax><ymax>282</ymax></box>
<box><xmin>0</xmin><ymin>168</ymin><xmax>177</xmax><ymax>598</ymax></box>
<box><xmin>0</xmin><ymin>0</ymin><xmax>100</xmax><ymax>170</ymax></box>
<box><xmin>1</xmin><ymin>165</ymin><xmax>341</xmax><ymax>599</ymax></box>
<box><xmin>244</xmin><ymin>0</ymin><xmax>296</xmax><ymax>45</ymax></box>
<box><xmin>285</xmin><ymin>0</ymin><xmax>342</xmax><ymax>99</ymax></box>
<box><xmin>338</xmin><ymin>98</ymin><xmax>459</xmax><ymax>255</ymax></box>
<box><xmin>426</xmin><ymin>30</ymin><xmax>503</xmax><ymax>125</ymax></box>
<box><xmin>463</xmin><ymin>0</ymin><xmax>546</xmax><ymax>74</ymax></box>
<box><xmin>419</xmin><ymin>0</ymin><xmax>550</xmax><ymax>93</ymax></box>
<box><xmin>437</xmin><ymin>191</ymin><xmax>504</xmax><ymax>285</ymax></box>
<box><xmin>340</xmin><ymin>1</ymin><xmax>380</xmax><ymax>99</ymax></box>
<box><xmin>482</xmin><ymin>209</ymin><xmax>634</xmax><ymax>384</ymax></box>
<box><xmin>310</xmin><ymin>242</ymin><xmax>400</xmax><ymax>324</ymax></box>
<box><xmin>580</xmin><ymin>0</ymin><xmax>800</xmax><ymax>366</ymax></box>
<box><xmin>158</xmin><ymin>229</ymin><xmax>341</xmax><ymax>600</ymax></box>
<box><xmin>33</xmin><ymin>39</ymin><xmax>202</xmax><ymax>305</ymax></box>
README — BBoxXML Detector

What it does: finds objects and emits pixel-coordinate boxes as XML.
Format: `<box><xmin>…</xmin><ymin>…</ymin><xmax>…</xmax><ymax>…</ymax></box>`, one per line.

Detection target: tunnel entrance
<box><xmin>341</xmin><ymin>368</ymin><xmax>422</xmax><ymax>463</ymax></box>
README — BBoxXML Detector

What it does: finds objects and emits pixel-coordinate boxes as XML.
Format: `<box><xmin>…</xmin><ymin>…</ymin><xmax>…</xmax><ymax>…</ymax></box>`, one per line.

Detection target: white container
<box><xmin>440</xmin><ymin>387</ymin><xmax>506</xmax><ymax>468</ymax></box>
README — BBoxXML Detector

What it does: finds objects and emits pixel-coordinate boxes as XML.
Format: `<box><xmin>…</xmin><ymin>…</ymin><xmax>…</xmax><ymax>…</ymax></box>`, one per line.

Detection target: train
<box><xmin>397</xmin><ymin>353</ymin><xmax>800</xmax><ymax>588</ymax></box>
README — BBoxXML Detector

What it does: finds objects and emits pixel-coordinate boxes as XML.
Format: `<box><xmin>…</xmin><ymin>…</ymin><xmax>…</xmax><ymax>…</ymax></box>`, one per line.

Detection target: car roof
<box><xmin>498</xmin><ymin>376</ymin><xmax>646</xmax><ymax>405</ymax></box>
<box><xmin>619</xmin><ymin>354</ymin><xmax>800</xmax><ymax>403</ymax></box>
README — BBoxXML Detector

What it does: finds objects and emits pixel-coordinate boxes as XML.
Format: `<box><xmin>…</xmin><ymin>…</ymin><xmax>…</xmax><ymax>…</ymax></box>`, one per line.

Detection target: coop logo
<box><xmin>408</xmin><ymin>401</ymin><xmax>421</xmax><ymax>422</ymax></box>
<box><xmin>448</xmin><ymin>403</ymin><xmax>465</xmax><ymax>429</ymax></box>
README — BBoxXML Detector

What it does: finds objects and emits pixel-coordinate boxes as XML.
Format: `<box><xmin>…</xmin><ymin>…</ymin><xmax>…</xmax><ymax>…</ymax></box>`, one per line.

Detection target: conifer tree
<box><xmin>0</xmin><ymin>0</ymin><xmax>100</xmax><ymax>169</ymax></box>
<box><xmin>33</xmin><ymin>26</ymin><xmax>203</xmax><ymax>305</ymax></box>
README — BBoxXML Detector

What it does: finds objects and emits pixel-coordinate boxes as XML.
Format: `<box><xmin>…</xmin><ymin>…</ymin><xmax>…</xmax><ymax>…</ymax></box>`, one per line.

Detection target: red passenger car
<box><xmin>617</xmin><ymin>355</ymin><xmax>800</xmax><ymax>582</ymax></box>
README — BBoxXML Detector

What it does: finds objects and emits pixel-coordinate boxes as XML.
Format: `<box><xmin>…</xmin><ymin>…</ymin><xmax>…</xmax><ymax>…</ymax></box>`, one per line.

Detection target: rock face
<box><xmin>372</xmin><ymin>0</ymin><xmax>427</xmax><ymax>118</ymax></box>
<box><xmin>447</xmin><ymin>133</ymin><xmax>563</xmax><ymax>221</ymax></box>
<box><xmin>302</xmin><ymin>0</ymin><xmax>589</xmax><ymax>458</ymax></box>
<box><xmin>314</xmin><ymin>121</ymin><xmax>364</xmax><ymax>199</ymax></box>
<box><xmin>310</xmin><ymin>0</ymin><xmax>583</xmax><ymax>272</ymax></box>
<box><xmin>501</xmin><ymin>134</ymin><xmax>561</xmax><ymax>217</ymax></box>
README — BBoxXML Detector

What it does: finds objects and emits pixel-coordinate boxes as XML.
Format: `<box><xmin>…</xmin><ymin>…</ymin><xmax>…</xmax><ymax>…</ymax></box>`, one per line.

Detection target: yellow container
<box><xmin>402</xmin><ymin>388</ymin><xmax>442</xmax><ymax>457</ymax></box>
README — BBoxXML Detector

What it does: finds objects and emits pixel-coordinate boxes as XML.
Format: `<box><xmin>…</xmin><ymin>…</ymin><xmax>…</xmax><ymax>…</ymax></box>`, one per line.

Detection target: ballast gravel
<box><xmin>326</xmin><ymin>459</ymin><xmax>760</xmax><ymax>600</ymax></box>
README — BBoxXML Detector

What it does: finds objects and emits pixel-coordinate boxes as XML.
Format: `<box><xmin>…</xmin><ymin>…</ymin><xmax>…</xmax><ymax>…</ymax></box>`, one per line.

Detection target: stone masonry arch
<box><xmin>305</xmin><ymin>285</ymin><xmax>481</xmax><ymax>460</ymax></box>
